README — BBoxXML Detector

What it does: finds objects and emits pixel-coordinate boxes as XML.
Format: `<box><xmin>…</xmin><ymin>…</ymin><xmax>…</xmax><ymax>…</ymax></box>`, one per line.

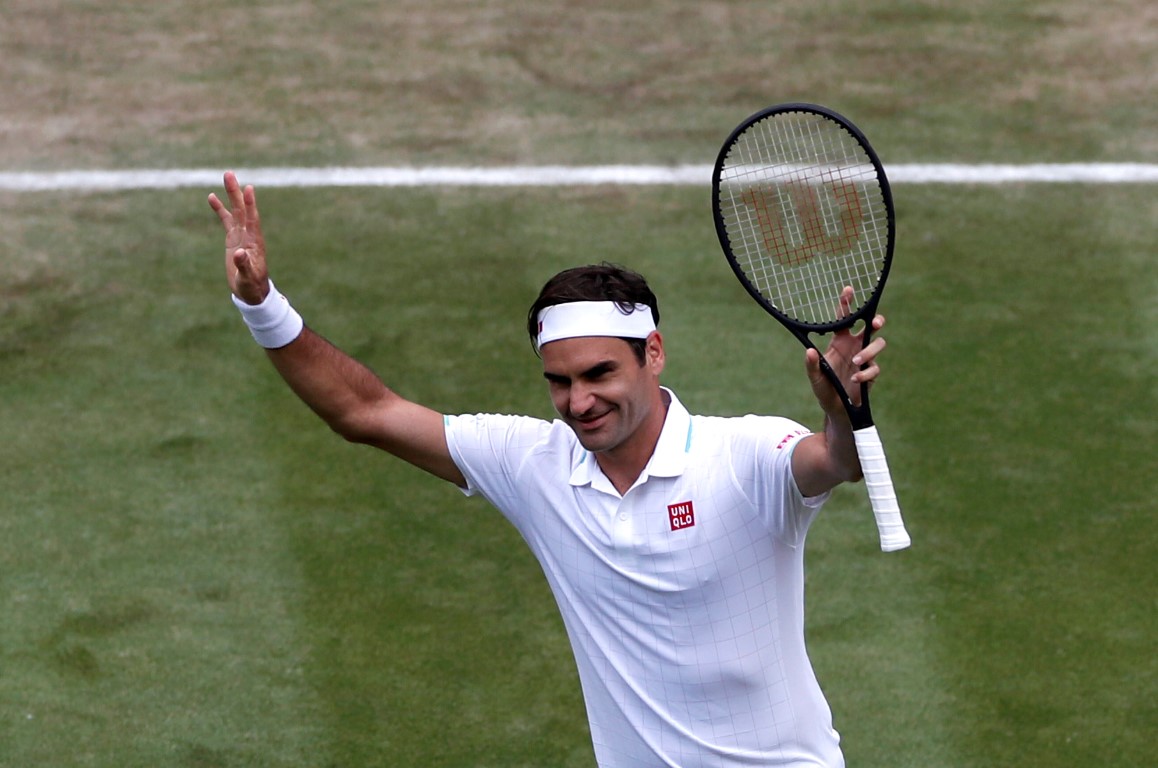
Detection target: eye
<box><xmin>584</xmin><ymin>363</ymin><xmax>616</xmax><ymax>381</ymax></box>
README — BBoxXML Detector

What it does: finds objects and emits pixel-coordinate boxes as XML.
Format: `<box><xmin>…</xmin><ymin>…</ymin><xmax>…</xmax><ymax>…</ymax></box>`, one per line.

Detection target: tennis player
<box><xmin>209</xmin><ymin>171</ymin><xmax>887</xmax><ymax>768</ymax></box>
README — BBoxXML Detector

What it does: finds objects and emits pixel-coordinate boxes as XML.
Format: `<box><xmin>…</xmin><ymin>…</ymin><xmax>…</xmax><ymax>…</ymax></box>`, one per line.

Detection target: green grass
<box><xmin>1</xmin><ymin>0</ymin><xmax>1156</xmax><ymax>765</ymax></box>
<box><xmin>2</xmin><ymin>184</ymin><xmax>1154</xmax><ymax>767</ymax></box>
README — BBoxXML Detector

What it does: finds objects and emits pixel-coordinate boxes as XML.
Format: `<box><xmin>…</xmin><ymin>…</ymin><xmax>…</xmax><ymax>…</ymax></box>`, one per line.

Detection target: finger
<box><xmin>852</xmin><ymin>362</ymin><xmax>880</xmax><ymax>385</ymax></box>
<box><xmin>853</xmin><ymin>336</ymin><xmax>887</xmax><ymax>366</ymax></box>
<box><xmin>207</xmin><ymin>193</ymin><xmax>232</xmax><ymax>226</ymax></box>
<box><xmin>224</xmin><ymin>172</ymin><xmax>247</xmax><ymax>229</ymax></box>
<box><xmin>838</xmin><ymin>286</ymin><xmax>854</xmax><ymax>320</ymax></box>
<box><xmin>245</xmin><ymin>185</ymin><xmax>263</xmax><ymax>242</ymax></box>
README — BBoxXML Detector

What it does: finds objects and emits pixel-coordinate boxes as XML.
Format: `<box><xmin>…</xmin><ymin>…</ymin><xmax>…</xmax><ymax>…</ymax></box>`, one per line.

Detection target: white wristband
<box><xmin>231</xmin><ymin>279</ymin><xmax>304</xmax><ymax>349</ymax></box>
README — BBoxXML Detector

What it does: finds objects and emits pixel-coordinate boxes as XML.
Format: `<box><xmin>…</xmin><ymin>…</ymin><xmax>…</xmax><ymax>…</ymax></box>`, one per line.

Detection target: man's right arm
<box><xmin>264</xmin><ymin>327</ymin><xmax>466</xmax><ymax>486</ymax></box>
<box><xmin>209</xmin><ymin>171</ymin><xmax>466</xmax><ymax>488</ymax></box>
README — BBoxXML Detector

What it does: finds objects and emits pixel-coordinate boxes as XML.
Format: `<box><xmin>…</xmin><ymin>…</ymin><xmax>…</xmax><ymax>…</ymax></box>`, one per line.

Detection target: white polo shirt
<box><xmin>444</xmin><ymin>389</ymin><xmax>843</xmax><ymax>768</ymax></box>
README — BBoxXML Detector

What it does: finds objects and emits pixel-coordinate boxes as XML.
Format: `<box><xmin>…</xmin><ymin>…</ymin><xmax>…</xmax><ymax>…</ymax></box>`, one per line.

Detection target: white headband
<box><xmin>536</xmin><ymin>301</ymin><xmax>656</xmax><ymax>350</ymax></box>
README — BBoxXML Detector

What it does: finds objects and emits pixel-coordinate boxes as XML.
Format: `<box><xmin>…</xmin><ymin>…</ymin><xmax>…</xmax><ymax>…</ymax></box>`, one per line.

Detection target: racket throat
<box><xmin>817</xmin><ymin>356</ymin><xmax>873</xmax><ymax>430</ymax></box>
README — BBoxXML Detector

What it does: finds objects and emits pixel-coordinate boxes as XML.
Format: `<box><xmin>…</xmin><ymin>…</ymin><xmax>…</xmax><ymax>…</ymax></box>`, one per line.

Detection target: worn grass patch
<box><xmin>0</xmin><ymin>0</ymin><xmax>1153</xmax><ymax>168</ymax></box>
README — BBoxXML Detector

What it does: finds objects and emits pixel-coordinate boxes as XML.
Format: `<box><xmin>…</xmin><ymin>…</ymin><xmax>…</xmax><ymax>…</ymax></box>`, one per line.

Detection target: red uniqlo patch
<box><xmin>668</xmin><ymin>500</ymin><xmax>695</xmax><ymax>531</ymax></box>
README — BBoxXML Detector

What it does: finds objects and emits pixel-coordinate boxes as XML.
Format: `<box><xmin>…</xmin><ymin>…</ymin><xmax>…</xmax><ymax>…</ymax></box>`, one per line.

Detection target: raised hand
<box><xmin>208</xmin><ymin>171</ymin><xmax>270</xmax><ymax>305</ymax></box>
<box><xmin>805</xmin><ymin>286</ymin><xmax>887</xmax><ymax>417</ymax></box>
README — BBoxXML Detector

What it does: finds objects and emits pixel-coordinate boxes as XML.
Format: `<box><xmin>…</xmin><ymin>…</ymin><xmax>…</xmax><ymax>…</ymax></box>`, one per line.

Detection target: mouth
<box><xmin>573</xmin><ymin>409</ymin><xmax>611</xmax><ymax>431</ymax></box>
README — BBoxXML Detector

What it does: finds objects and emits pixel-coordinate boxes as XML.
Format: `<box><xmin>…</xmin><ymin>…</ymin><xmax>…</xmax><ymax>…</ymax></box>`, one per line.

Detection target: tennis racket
<box><xmin>711</xmin><ymin>103</ymin><xmax>911</xmax><ymax>552</ymax></box>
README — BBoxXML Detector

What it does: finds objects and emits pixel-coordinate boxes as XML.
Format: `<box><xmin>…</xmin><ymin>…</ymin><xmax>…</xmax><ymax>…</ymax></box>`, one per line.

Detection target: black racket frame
<box><xmin>710</xmin><ymin>102</ymin><xmax>896</xmax><ymax>430</ymax></box>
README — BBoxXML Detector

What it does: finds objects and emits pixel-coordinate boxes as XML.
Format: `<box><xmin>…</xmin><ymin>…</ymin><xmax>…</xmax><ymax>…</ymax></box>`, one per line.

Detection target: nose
<box><xmin>569</xmin><ymin>382</ymin><xmax>596</xmax><ymax>418</ymax></box>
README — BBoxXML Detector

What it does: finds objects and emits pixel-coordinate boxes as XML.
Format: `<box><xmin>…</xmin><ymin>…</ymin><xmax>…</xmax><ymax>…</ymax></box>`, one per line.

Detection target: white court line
<box><xmin>0</xmin><ymin>163</ymin><xmax>1156</xmax><ymax>191</ymax></box>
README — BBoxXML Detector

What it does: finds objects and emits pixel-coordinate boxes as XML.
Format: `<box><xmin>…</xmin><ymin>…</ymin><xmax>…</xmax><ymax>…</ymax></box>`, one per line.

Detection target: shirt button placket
<box><xmin>613</xmin><ymin>496</ymin><xmax>634</xmax><ymax>549</ymax></box>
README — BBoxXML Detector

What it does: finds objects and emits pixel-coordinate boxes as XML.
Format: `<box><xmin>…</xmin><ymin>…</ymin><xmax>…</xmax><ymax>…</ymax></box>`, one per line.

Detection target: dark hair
<box><xmin>527</xmin><ymin>263</ymin><xmax>660</xmax><ymax>362</ymax></box>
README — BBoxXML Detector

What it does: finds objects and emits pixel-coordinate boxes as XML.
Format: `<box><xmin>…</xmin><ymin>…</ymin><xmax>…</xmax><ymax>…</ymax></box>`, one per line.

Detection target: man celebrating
<box><xmin>210</xmin><ymin>171</ymin><xmax>887</xmax><ymax>767</ymax></box>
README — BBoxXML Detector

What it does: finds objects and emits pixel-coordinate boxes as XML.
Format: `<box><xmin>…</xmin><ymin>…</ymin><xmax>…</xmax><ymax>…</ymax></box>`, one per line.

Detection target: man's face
<box><xmin>540</xmin><ymin>334</ymin><xmax>665</xmax><ymax>456</ymax></box>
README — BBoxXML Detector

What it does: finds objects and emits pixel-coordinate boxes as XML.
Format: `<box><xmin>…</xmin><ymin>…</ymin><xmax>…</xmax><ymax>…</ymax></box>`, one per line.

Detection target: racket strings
<box><xmin>718</xmin><ymin>112</ymin><xmax>889</xmax><ymax>325</ymax></box>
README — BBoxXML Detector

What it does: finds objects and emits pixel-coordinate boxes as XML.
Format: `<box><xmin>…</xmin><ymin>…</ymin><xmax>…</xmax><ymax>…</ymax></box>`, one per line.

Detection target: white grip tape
<box><xmin>853</xmin><ymin>425</ymin><xmax>912</xmax><ymax>552</ymax></box>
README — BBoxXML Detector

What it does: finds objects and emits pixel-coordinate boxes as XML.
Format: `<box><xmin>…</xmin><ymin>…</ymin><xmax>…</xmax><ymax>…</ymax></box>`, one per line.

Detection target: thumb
<box><xmin>804</xmin><ymin>347</ymin><xmax>825</xmax><ymax>384</ymax></box>
<box><xmin>805</xmin><ymin>347</ymin><xmax>840</xmax><ymax>409</ymax></box>
<box><xmin>231</xmin><ymin>248</ymin><xmax>269</xmax><ymax>304</ymax></box>
<box><xmin>232</xmin><ymin>248</ymin><xmax>251</xmax><ymax>275</ymax></box>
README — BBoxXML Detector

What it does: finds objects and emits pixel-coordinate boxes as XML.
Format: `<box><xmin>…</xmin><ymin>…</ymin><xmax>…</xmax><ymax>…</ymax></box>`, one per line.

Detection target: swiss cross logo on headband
<box><xmin>668</xmin><ymin>500</ymin><xmax>695</xmax><ymax>531</ymax></box>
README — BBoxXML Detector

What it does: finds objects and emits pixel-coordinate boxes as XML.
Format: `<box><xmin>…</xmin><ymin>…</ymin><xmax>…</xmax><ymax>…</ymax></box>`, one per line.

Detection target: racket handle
<box><xmin>852</xmin><ymin>425</ymin><xmax>912</xmax><ymax>552</ymax></box>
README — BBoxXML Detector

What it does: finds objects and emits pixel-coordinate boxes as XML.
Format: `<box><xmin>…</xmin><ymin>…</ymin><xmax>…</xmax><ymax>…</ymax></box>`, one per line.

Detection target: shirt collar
<box><xmin>569</xmin><ymin>387</ymin><xmax>692</xmax><ymax>489</ymax></box>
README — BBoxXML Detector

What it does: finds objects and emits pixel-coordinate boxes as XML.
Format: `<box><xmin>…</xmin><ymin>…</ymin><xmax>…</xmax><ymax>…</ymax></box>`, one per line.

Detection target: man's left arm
<box><xmin>792</xmin><ymin>296</ymin><xmax>888</xmax><ymax>498</ymax></box>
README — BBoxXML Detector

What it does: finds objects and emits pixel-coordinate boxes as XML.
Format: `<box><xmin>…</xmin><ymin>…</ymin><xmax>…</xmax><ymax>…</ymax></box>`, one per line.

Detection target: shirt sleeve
<box><xmin>730</xmin><ymin>415</ymin><xmax>830</xmax><ymax>546</ymax></box>
<box><xmin>443</xmin><ymin>413</ymin><xmax>550</xmax><ymax>509</ymax></box>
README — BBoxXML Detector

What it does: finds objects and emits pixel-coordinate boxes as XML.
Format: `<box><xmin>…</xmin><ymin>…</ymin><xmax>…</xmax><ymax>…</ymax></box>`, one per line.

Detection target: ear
<box><xmin>645</xmin><ymin>331</ymin><xmax>665</xmax><ymax>375</ymax></box>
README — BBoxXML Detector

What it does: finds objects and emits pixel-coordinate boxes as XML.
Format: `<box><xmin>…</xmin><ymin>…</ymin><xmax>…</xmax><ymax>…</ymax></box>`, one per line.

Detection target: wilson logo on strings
<box><xmin>741</xmin><ymin>179</ymin><xmax>864</xmax><ymax>265</ymax></box>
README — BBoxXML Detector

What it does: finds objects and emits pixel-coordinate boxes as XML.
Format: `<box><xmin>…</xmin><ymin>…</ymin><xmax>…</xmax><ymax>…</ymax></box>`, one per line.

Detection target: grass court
<box><xmin>0</xmin><ymin>1</ymin><xmax>1154</xmax><ymax>766</ymax></box>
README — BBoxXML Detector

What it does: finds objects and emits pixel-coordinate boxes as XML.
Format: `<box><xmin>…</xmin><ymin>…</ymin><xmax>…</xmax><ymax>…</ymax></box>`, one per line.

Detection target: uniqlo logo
<box><xmin>775</xmin><ymin>429</ymin><xmax>810</xmax><ymax>450</ymax></box>
<box><xmin>668</xmin><ymin>500</ymin><xmax>695</xmax><ymax>531</ymax></box>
